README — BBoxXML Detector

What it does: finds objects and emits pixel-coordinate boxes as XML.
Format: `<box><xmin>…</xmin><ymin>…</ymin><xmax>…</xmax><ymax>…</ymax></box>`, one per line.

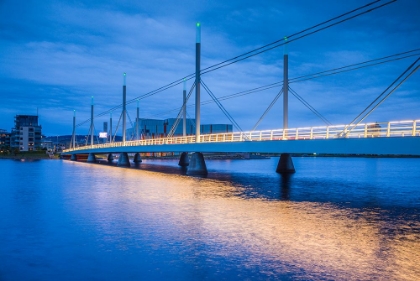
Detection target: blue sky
<box><xmin>1</xmin><ymin>0</ymin><xmax>419</xmax><ymax>136</ymax></box>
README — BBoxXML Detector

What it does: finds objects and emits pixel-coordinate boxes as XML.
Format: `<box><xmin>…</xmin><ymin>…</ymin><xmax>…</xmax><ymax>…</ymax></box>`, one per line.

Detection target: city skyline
<box><xmin>1</xmin><ymin>0</ymin><xmax>419</xmax><ymax>136</ymax></box>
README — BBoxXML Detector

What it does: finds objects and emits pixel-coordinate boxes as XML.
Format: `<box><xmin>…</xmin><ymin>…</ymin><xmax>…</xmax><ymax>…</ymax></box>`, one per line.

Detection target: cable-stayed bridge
<box><xmin>62</xmin><ymin>118</ymin><xmax>420</xmax><ymax>175</ymax></box>
<box><xmin>62</xmin><ymin>2</ymin><xmax>420</xmax><ymax>175</ymax></box>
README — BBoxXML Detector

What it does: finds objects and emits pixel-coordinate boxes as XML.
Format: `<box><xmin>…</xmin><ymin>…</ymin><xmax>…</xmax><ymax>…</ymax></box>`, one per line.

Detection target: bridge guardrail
<box><xmin>63</xmin><ymin>119</ymin><xmax>420</xmax><ymax>153</ymax></box>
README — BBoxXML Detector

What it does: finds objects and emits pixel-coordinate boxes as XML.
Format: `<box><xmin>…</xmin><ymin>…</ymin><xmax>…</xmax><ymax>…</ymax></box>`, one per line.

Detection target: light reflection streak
<box><xmin>64</xmin><ymin>161</ymin><xmax>420</xmax><ymax>280</ymax></box>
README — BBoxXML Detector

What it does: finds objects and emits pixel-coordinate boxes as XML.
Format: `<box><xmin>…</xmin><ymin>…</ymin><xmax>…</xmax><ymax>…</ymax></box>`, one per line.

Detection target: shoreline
<box><xmin>0</xmin><ymin>154</ymin><xmax>59</xmax><ymax>160</ymax></box>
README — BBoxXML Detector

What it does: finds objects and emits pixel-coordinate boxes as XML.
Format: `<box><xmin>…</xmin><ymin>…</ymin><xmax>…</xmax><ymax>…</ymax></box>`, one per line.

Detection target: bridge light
<box><xmin>196</xmin><ymin>22</ymin><xmax>201</xmax><ymax>43</ymax></box>
<box><xmin>284</xmin><ymin>36</ymin><xmax>288</xmax><ymax>55</ymax></box>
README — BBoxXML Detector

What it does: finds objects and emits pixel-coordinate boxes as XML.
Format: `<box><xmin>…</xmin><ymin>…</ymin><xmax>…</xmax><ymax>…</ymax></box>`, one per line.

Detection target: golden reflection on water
<box><xmin>65</xmin><ymin>161</ymin><xmax>420</xmax><ymax>280</ymax></box>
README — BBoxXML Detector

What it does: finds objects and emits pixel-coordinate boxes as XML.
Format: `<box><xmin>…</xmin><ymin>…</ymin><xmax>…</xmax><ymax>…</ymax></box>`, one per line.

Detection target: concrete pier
<box><xmin>87</xmin><ymin>153</ymin><xmax>96</xmax><ymax>163</ymax></box>
<box><xmin>187</xmin><ymin>152</ymin><xmax>207</xmax><ymax>176</ymax></box>
<box><xmin>133</xmin><ymin>153</ymin><xmax>142</xmax><ymax>163</ymax></box>
<box><xmin>70</xmin><ymin>154</ymin><xmax>77</xmax><ymax>161</ymax></box>
<box><xmin>178</xmin><ymin>152</ymin><xmax>189</xmax><ymax>167</ymax></box>
<box><xmin>107</xmin><ymin>153</ymin><xmax>114</xmax><ymax>163</ymax></box>
<box><xmin>276</xmin><ymin>153</ymin><xmax>295</xmax><ymax>174</ymax></box>
<box><xmin>117</xmin><ymin>152</ymin><xmax>131</xmax><ymax>167</ymax></box>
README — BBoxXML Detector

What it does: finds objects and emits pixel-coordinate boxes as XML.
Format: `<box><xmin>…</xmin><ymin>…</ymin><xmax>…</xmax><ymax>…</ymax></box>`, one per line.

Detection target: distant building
<box><xmin>0</xmin><ymin>129</ymin><xmax>11</xmax><ymax>148</ymax></box>
<box><xmin>41</xmin><ymin>140</ymin><xmax>54</xmax><ymax>151</ymax></box>
<box><xmin>126</xmin><ymin>118</ymin><xmax>232</xmax><ymax>139</ymax></box>
<box><xmin>10</xmin><ymin>115</ymin><xmax>42</xmax><ymax>151</ymax></box>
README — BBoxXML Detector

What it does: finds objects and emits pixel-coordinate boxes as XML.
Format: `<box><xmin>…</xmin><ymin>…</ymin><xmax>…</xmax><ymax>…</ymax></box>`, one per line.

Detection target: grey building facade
<box><xmin>10</xmin><ymin>115</ymin><xmax>42</xmax><ymax>151</ymax></box>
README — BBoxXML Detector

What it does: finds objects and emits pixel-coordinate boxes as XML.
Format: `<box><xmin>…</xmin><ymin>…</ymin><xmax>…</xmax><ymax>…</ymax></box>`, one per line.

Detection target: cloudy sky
<box><xmin>1</xmin><ymin>0</ymin><xmax>419</xmax><ymax>136</ymax></box>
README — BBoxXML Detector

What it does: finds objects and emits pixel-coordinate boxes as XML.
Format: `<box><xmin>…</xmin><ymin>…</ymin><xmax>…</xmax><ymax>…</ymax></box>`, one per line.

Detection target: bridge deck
<box><xmin>63</xmin><ymin>120</ymin><xmax>420</xmax><ymax>156</ymax></box>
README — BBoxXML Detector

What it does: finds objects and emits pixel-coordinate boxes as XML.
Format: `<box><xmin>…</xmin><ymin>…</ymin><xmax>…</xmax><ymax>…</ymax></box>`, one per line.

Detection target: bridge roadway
<box><xmin>62</xmin><ymin>120</ymin><xmax>420</xmax><ymax>174</ymax></box>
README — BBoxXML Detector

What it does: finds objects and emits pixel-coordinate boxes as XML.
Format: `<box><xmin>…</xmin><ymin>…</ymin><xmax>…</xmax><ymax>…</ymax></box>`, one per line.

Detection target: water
<box><xmin>1</xmin><ymin>157</ymin><xmax>419</xmax><ymax>280</ymax></box>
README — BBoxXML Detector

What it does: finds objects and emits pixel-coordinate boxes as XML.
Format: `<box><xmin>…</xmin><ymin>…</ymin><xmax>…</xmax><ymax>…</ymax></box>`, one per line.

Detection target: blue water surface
<box><xmin>0</xmin><ymin>157</ymin><xmax>419</xmax><ymax>280</ymax></box>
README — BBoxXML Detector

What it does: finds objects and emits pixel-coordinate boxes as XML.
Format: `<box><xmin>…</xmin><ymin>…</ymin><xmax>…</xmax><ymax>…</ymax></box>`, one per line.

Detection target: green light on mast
<box><xmin>196</xmin><ymin>22</ymin><xmax>201</xmax><ymax>43</ymax></box>
<box><xmin>284</xmin><ymin>36</ymin><xmax>288</xmax><ymax>55</ymax></box>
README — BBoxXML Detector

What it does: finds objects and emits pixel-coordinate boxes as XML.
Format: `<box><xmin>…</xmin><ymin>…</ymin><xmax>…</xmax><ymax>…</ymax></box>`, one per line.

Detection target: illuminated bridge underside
<box><xmin>63</xmin><ymin>137</ymin><xmax>420</xmax><ymax>156</ymax></box>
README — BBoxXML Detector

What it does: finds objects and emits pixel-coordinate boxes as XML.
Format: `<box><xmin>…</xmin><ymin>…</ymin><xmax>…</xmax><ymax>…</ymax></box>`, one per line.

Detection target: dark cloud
<box><xmin>0</xmin><ymin>0</ymin><xmax>419</xmax><ymax>135</ymax></box>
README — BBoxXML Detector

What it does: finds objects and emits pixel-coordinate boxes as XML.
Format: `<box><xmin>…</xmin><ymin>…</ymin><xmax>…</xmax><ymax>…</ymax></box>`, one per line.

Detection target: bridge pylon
<box><xmin>195</xmin><ymin>22</ymin><xmax>201</xmax><ymax>143</ymax></box>
<box><xmin>89</xmin><ymin>96</ymin><xmax>94</xmax><ymax>146</ymax></box>
<box><xmin>279</xmin><ymin>37</ymin><xmax>295</xmax><ymax>174</ymax></box>
<box><xmin>71</xmin><ymin>110</ymin><xmax>76</xmax><ymax>149</ymax></box>
<box><xmin>283</xmin><ymin>37</ymin><xmax>289</xmax><ymax>132</ymax></box>
<box><xmin>122</xmin><ymin>73</ymin><xmax>127</xmax><ymax>143</ymax></box>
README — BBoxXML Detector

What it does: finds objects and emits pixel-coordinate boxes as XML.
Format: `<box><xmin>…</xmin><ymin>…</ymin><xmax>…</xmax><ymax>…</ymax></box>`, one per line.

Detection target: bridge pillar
<box><xmin>87</xmin><ymin>153</ymin><xmax>96</xmax><ymax>163</ymax></box>
<box><xmin>70</xmin><ymin>154</ymin><xmax>77</xmax><ymax>161</ymax></box>
<box><xmin>133</xmin><ymin>153</ymin><xmax>142</xmax><ymax>163</ymax></box>
<box><xmin>187</xmin><ymin>152</ymin><xmax>207</xmax><ymax>176</ymax></box>
<box><xmin>117</xmin><ymin>152</ymin><xmax>131</xmax><ymax>167</ymax></box>
<box><xmin>178</xmin><ymin>152</ymin><xmax>189</xmax><ymax>167</ymax></box>
<box><xmin>122</xmin><ymin>73</ymin><xmax>127</xmax><ymax>144</ymax></box>
<box><xmin>276</xmin><ymin>153</ymin><xmax>295</xmax><ymax>174</ymax></box>
<box><xmin>107</xmin><ymin>153</ymin><xmax>114</xmax><ymax>163</ymax></box>
<box><xmin>195</xmin><ymin>22</ymin><xmax>201</xmax><ymax>143</ymax></box>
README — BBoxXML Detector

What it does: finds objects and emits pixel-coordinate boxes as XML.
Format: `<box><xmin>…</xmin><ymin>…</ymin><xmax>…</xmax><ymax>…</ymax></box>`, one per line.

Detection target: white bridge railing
<box><xmin>63</xmin><ymin>119</ymin><xmax>420</xmax><ymax>153</ymax></box>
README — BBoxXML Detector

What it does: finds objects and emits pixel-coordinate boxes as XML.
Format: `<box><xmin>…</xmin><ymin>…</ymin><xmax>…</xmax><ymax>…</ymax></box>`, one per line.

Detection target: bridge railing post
<box><xmin>295</xmin><ymin>129</ymin><xmax>298</xmax><ymax>140</ymax></box>
<box><xmin>270</xmin><ymin>131</ymin><xmax>273</xmax><ymax>141</ymax></box>
<box><xmin>412</xmin><ymin>120</ymin><xmax>417</xmax><ymax>137</ymax></box>
<box><xmin>326</xmin><ymin>126</ymin><xmax>330</xmax><ymax>139</ymax></box>
<box><xmin>364</xmin><ymin>124</ymin><xmax>368</xmax><ymax>138</ymax></box>
<box><xmin>387</xmin><ymin>122</ymin><xmax>391</xmax><ymax>137</ymax></box>
<box><xmin>310</xmin><ymin>127</ymin><xmax>313</xmax><ymax>140</ymax></box>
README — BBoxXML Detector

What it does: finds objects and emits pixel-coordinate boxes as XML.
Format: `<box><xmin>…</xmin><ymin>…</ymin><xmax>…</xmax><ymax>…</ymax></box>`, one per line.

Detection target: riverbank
<box><xmin>0</xmin><ymin>152</ymin><xmax>59</xmax><ymax>160</ymax></box>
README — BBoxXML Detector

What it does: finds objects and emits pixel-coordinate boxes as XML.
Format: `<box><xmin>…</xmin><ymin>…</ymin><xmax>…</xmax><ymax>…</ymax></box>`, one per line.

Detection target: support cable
<box><xmin>112</xmin><ymin>113</ymin><xmax>123</xmax><ymax>143</ymax></box>
<box><xmin>201</xmin><ymin>79</ymin><xmax>245</xmax><ymax>134</ymax></box>
<box><xmin>341</xmin><ymin>57</ymin><xmax>420</xmax><ymax>135</ymax></box>
<box><xmin>167</xmin><ymin>82</ymin><xmax>196</xmax><ymax>137</ymax></box>
<box><xmin>201</xmin><ymin>0</ymin><xmax>396</xmax><ymax>75</ymax></box>
<box><xmin>252</xmin><ymin>89</ymin><xmax>283</xmax><ymax>131</ymax></box>
<box><xmin>290</xmin><ymin>49</ymin><xmax>420</xmax><ymax>84</ymax></box>
<box><xmin>76</xmin><ymin>0</ymin><xmax>395</xmax><ymax>128</ymax></box>
<box><xmin>289</xmin><ymin>87</ymin><xmax>332</xmax><ymax>125</ymax></box>
<box><xmin>125</xmin><ymin>49</ymin><xmax>420</xmax><ymax>121</ymax></box>
<box><xmin>126</xmin><ymin>111</ymin><xmax>135</xmax><ymax>140</ymax></box>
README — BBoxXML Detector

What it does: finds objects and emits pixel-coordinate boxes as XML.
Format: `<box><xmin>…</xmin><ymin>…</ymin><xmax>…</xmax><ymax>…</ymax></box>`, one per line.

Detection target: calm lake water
<box><xmin>1</xmin><ymin>157</ymin><xmax>419</xmax><ymax>280</ymax></box>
